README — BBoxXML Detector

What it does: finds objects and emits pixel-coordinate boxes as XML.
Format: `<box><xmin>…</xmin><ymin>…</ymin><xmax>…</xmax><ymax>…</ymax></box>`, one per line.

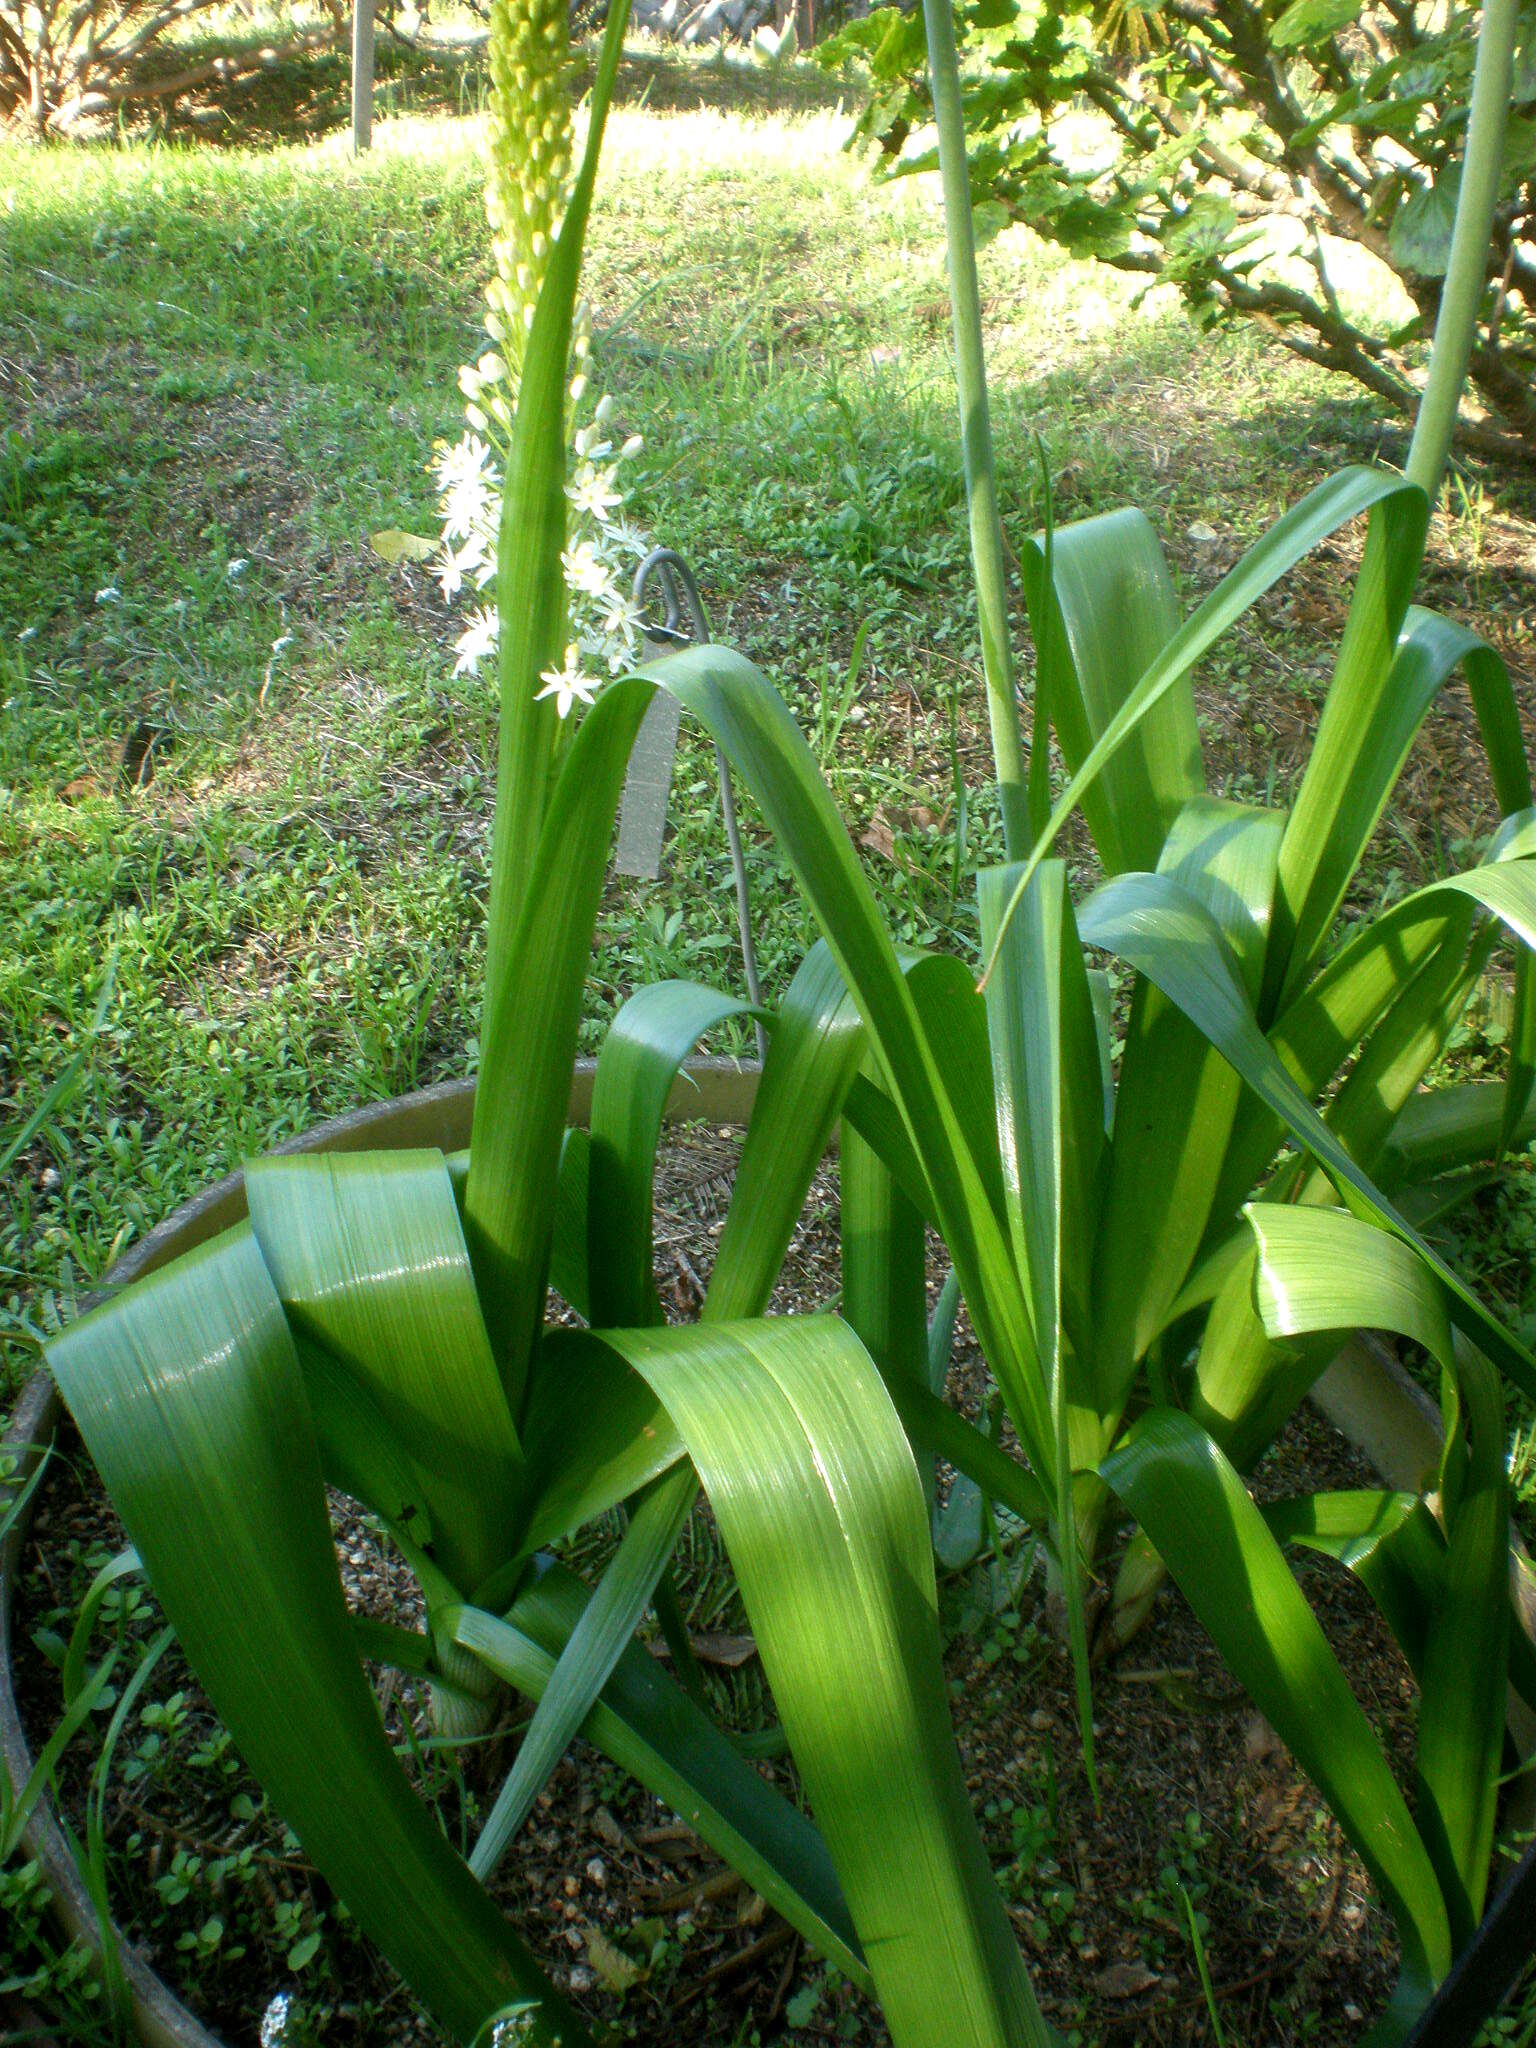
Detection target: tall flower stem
<box><xmin>921</xmin><ymin>0</ymin><xmax>1030</xmax><ymax>862</ymax></box>
<box><xmin>1406</xmin><ymin>0</ymin><xmax>1519</xmax><ymax>505</ymax></box>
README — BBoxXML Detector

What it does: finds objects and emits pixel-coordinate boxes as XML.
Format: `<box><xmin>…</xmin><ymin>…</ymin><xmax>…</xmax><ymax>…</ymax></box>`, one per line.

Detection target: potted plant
<box><xmin>5</xmin><ymin>0</ymin><xmax>1536</xmax><ymax>2039</ymax></box>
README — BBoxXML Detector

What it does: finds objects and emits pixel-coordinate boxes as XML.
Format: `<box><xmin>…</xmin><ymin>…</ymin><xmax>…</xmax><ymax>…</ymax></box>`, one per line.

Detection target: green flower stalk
<box><xmin>471</xmin><ymin>0</ymin><xmax>578</xmax><ymax>436</ymax></box>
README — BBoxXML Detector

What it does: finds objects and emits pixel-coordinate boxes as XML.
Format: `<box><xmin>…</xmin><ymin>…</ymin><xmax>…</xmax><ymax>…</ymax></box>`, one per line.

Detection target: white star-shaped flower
<box><xmin>437</xmin><ymin>532</ymin><xmax>488</xmax><ymax>603</ymax></box>
<box><xmin>562</xmin><ymin>539</ymin><xmax>615</xmax><ymax>599</ymax></box>
<box><xmin>536</xmin><ymin>643</ymin><xmax>600</xmax><ymax>719</ymax></box>
<box><xmin>599</xmin><ymin>588</ymin><xmax>645</xmax><ymax>647</ymax></box>
<box><xmin>453</xmin><ymin>606</ymin><xmax>498</xmax><ymax>676</ymax></box>
<box><xmin>567</xmin><ymin>465</ymin><xmax>622</xmax><ymax>524</ymax></box>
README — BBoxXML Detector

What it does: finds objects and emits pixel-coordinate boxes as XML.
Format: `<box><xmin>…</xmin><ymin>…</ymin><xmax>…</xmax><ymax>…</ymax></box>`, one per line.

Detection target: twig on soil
<box><xmin>767</xmin><ymin>1933</ymin><xmax>800</xmax><ymax>2025</ymax></box>
<box><xmin>113</xmin><ymin>1788</ymin><xmax>310</xmax><ymax>1873</ymax></box>
<box><xmin>647</xmin><ymin>1865</ymin><xmax>744</xmax><ymax>1914</ymax></box>
<box><xmin>674</xmin><ymin>1919</ymin><xmax>796</xmax><ymax>2009</ymax></box>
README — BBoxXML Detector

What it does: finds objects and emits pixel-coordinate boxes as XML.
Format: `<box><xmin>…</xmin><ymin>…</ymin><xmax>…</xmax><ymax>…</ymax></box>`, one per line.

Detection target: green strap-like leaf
<box><xmin>246</xmin><ymin>1150</ymin><xmax>522</xmax><ymax>1592</ymax></box>
<box><xmin>1078</xmin><ymin>869</ymin><xmax>1536</xmax><ymax>1394</ymax></box>
<box><xmin>986</xmin><ymin>467</ymin><xmax>1424</xmax><ymax>981</ymax></box>
<box><xmin>1019</xmin><ymin>504</ymin><xmax>1200</xmax><ymax>875</ymax></box>
<box><xmin>497</xmin><ymin>937</ymin><xmax>875</xmax><ymax>1866</ymax></box>
<box><xmin>1416</xmin><ymin>1475</ymin><xmax>1509</xmax><ymax>1944</ymax></box>
<box><xmin>1101</xmin><ymin>1408</ymin><xmax>1451</xmax><ymax>1998</ymax></box>
<box><xmin>471</xmin><ymin>1459</ymin><xmax>696</xmax><ymax>1880</ymax></box>
<box><xmin>1247</xmin><ymin>1202</ymin><xmax>1509</xmax><ymax>1944</ymax></box>
<box><xmin>1091</xmin><ymin>798</ymin><xmax>1283</xmax><ymax>1415</ymax></box>
<box><xmin>886</xmin><ymin>1377</ymin><xmax>1054</xmax><ymax>1534</ymax></box>
<box><xmin>1186</xmin><ymin>1243</ymin><xmax>1330</xmax><ymax>1474</ymax></box>
<box><xmin>587</xmin><ymin>979</ymin><xmax>758</xmax><ymax>1328</ymax></box>
<box><xmin>451</xmin><ymin>1557</ymin><xmax>868</xmax><ymax>1987</ymax></box>
<box><xmin>300</xmin><ymin>1336</ymin><xmax>436</xmax><ymax>1548</ymax></box>
<box><xmin>1267</xmin><ymin>487</ymin><xmax>1427</xmax><ymax>1012</ymax></box>
<box><xmin>1280</xmin><ymin>907</ymin><xmax>1483</xmax><ymax>1206</ymax></box>
<box><xmin>549</xmin><ymin>1125</ymin><xmax>591</xmax><ymax>1319</ymax></box>
<box><xmin>517</xmin><ymin>1328</ymin><xmax>685</xmax><ymax>1558</ymax></box>
<box><xmin>977</xmin><ymin>860</ymin><xmax>1098</xmax><ymax>1780</ymax></box>
<box><xmin>468</xmin><ymin>674</ymin><xmax>656</xmax><ymax>1409</ymax></box>
<box><xmin>1275</xmin><ymin>608</ymin><xmax>1520</xmax><ymax>1001</ymax></box>
<box><xmin>590</xmin><ymin>1315</ymin><xmax>1052</xmax><ymax>2048</ymax></box>
<box><xmin>709</xmin><ymin>939</ymin><xmax>865</xmax><ymax>1321</ymax></box>
<box><xmin>1208</xmin><ymin>904</ymin><xmax>1464</xmax><ymax>1232</ymax></box>
<box><xmin>842</xmin><ymin>1074</ymin><xmax>930</xmax><ymax>1415</ymax></box>
<box><xmin>1218</xmin><ymin>848</ymin><xmax>1536</xmax><ymax>1220</ymax></box>
<box><xmin>648</xmin><ymin>644</ymin><xmax>1054</xmax><ymax>1482</ymax></box>
<box><xmin>1261</xmin><ymin>1490</ymin><xmax>1444</xmax><ymax>1681</ymax></box>
<box><xmin>46</xmin><ymin>1225</ymin><xmax>588</xmax><ymax>2048</ymax></box>
<box><xmin>978</xmin><ymin>861</ymin><xmax>1103</xmax><ymax>1362</ymax></box>
<box><xmin>1381</xmin><ymin>1080</ymin><xmax>1536</xmax><ymax>1187</ymax></box>
<box><xmin>3</xmin><ymin>1653</ymin><xmax>118</xmax><ymax>1862</ymax></box>
<box><xmin>906</xmin><ymin>951</ymin><xmax>1009</xmax><ymax>1231</ymax></box>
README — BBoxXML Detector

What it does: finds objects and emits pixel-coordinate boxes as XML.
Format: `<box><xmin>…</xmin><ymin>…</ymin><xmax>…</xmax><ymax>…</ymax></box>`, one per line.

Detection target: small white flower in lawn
<box><xmin>18</xmin><ymin>626</ymin><xmax>36</xmax><ymax>642</ymax></box>
<box><xmin>536</xmin><ymin>643</ymin><xmax>599</xmax><ymax>718</ymax></box>
<box><xmin>270</xmin><ymin>634</ymin><xmax>294</xmax><ymax>657</ymax></box>
<box><xmin>259</xmin><ymin>1993</ymin><xmax>293</xmax><ymax>2047</ymax></box>
<box><xmin>227</xmin><ymin>558</ymin><xmax>248</xmax><ymax>579</ymax></box>
<box><xmin>453</xmin><ymin>606</ymin><xmax>499</xmax><ymax>676</ymax></box>
<box><xmin>95</xmin><ymin>585</ymin><xmax>121</xmax><ymax>605</ymax></box>
<box><xmin>620</xmin><ymin>435</ymin><xmax>644</xmax><ymax>461</ymax></box>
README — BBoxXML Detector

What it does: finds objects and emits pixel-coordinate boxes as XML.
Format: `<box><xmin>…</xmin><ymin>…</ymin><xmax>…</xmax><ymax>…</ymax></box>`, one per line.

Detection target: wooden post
<box><xmin>351</xmin><ymin>0</ymin><xmax>375</xmax><ymax>153</ymax></box>
<box><xmin>793</xmin><ymin>0</ymin><xmax>813</xmax><ymax>46</ymax></box>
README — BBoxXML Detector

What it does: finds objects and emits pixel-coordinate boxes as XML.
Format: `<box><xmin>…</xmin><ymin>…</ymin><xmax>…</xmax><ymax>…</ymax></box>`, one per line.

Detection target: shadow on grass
<box><xmin>124</xmin><ymin>33</ymin><xmax>850</xmax><ymax>151</ymax></box>
<box><xmin>1238</xmin><ymin>388</ymin><xmax>1536</xmax><ymax>522</ymax></box>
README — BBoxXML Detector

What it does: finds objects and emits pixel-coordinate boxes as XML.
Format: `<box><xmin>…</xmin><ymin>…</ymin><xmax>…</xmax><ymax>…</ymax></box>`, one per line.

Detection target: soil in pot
<box><xmin>9</xmin><ymin>1126</ymin><xmax>1438</xmax><ymax>2047</ymax></box>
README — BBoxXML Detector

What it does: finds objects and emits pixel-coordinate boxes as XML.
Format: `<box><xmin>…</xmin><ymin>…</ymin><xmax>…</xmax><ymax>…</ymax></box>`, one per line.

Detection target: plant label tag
<box><xmin>614</xmin><ymin>639</ymin><xmax>683</xmax><ymax>878</ymax></box>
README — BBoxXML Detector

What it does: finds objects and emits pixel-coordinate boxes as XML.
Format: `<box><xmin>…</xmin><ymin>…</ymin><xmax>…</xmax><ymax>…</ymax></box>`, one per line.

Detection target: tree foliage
<box><xmin>823</xmin><ymin>0</ymin><xmax>1536</xmax><ymax>464</ymax></box>
<box><xmin>1</xmin><ymin>0</ymin><xmax>346</xmax><ymax>132</ymax></box>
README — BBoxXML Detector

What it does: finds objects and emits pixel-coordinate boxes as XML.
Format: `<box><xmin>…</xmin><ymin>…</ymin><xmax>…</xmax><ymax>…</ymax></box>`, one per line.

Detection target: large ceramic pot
<box><xmin>2</xmin><ymin>1058</ymin><xmax>1531</xmax><ymax>2046</ymax></box>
